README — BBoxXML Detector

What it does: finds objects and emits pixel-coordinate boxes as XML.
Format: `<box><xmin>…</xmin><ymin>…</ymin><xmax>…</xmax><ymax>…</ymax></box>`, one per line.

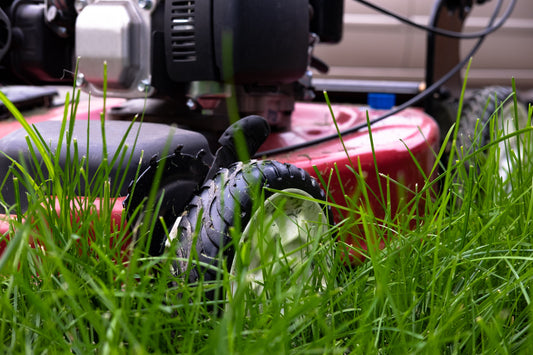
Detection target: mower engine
<box><xmin>0</xmin><ymin>0</ymin><xmax>344</xmax><ymax>130</ymax></box>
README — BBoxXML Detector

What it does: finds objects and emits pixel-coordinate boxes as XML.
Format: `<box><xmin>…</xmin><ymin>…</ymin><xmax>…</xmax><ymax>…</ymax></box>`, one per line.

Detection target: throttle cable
<box><xmin>355</xmin><ymin>0</ymin><xmax>515</xmax><ymax>39</ymax></box>
<box><xmin>256</xmin><ymin>0</ymin><xmax>508</xmax><ymax>157</ymax></box>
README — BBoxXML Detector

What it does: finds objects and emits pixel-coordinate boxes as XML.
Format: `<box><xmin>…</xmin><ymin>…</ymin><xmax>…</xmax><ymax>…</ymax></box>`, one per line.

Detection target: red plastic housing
<box><xmin>262</xmin><ymin>102</ymin><xmax>440</xmax><ymax>262</ymax></box>
<box><xmin>0</xmin><ymin>100</ymin><xmax>439</xmax><ymax>263</ymax></box>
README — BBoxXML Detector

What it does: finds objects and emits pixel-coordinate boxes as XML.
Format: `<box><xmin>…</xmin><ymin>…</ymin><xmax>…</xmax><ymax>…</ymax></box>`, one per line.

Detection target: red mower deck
<box><xmin>0</xmin><ymin>100</ymin><xmax>439</xmax><ymax>263</ymax></box>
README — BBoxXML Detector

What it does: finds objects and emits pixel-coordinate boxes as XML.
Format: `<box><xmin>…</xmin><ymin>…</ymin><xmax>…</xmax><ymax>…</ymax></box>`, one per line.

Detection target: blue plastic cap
<box><xmin>367</xmin><ymin>93</ymin><xmax>396</xmax><ymax>110</ymax></box>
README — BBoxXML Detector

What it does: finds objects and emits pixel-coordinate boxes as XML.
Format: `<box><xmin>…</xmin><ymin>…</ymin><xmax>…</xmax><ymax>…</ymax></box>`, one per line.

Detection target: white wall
<box><xmin>314</xmin><ymin>0</ymin><xmax>533</xmax><ymax>89</ymax></box>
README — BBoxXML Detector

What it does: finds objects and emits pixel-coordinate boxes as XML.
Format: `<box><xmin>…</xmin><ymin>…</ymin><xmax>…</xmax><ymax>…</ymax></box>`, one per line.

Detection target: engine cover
<box><xmin>75</xmin><ymin>0</ymin><xmax>310</xmax><ymax>98</ymax></box>
<box><xmin>75</xmin><ymin>0</ymin><xmax>155</xmax><ymax>97</ymax></box>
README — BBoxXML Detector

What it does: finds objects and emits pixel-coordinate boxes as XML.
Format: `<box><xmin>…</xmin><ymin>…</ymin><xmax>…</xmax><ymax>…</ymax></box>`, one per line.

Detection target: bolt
<box><xmin>76</xmin><ymin>72</ymin><xmax>86</xmax><ymax>87</ymax></box>
<box><xmin>137</xmin><ymin>78</ymin><xmax>151</xmax><ymax>92</ymax></box>
<box><xmin>138</xmin><ymin>0</ymin><xmax>153</xmax><ymax>10</ymax></box>
<box><xmin>74</xmin><ymin>0</ymin><xmax>89</xmax><ymax>13</ymax></box>
<box><xmin>46</xmin><ymin>5</ymin><xmax>58</xmax><ymax>22</ymax></box>
<box><xmin>186</xmin><ymin>98</ymin><xmax>197</xmax><ymax>110</ymax></box>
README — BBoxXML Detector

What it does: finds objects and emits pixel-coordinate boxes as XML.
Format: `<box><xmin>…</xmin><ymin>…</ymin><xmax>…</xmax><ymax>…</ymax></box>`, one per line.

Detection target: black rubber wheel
<box><xmin>456</xmin><ymin>86</ymin><xmax>529</xmax><ymax>179</ymax></box>
<box><xmin>171</xmin><ymin>160</ymin><xmax>333</xmax><ymax>297</ymax></box>
<box><xmin>458</xmin><ymin>86</ymin><xmax>520</xmax><ymax>151</ymax></box>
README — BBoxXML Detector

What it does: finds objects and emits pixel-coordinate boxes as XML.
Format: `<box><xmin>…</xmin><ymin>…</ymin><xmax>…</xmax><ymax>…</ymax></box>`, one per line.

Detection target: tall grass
<box><xmin>0</xmin><ymin>75</ymin><xmax>532</xmax><ymax>353</ymax></box>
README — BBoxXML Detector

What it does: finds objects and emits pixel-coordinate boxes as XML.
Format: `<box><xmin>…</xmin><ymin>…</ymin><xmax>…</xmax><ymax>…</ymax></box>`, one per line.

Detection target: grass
<box><xmin>0</xmin><ymin>75</ymin><xmax>533</xmax><ymax>353</ymax></box>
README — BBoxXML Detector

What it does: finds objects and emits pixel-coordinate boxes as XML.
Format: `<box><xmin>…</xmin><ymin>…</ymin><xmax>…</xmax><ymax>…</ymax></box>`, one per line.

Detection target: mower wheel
<box><xmin>458</xmin><ymin>86</ymin><xmax>529</xmax><ymax>179</ymax></box>
<box><xmin>458</xmin><ymin>86</ymin><xmax>527</xmax><ymax>150</ymax></box>
<box><xmin>171</xmin><ymin>160</ymin><xmax>332</xmax><ymax>299</ymax></box>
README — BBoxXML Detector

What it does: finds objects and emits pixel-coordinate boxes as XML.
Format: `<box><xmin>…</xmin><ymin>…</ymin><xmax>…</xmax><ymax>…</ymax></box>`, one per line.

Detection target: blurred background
<box><xmin>314</xmin><ymin>0</ymin><xmax>533</xmax><ymax>91</ymax></box>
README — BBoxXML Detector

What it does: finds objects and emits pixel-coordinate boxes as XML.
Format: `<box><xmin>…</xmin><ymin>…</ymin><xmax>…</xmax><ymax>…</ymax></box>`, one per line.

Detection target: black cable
<box><xmin>355</xmin><ymin>0</ymin><xmax>515</xmax><ymax>39</ymax></box>
<box><xmin>256</xmin><ymin>1</ymin><xmax>503</xmax><ymax>158</ymax></box>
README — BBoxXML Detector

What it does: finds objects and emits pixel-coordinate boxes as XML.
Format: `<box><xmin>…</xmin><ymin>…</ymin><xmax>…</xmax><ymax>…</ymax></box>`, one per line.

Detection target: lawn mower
<box><xmin>0</xmin><ymin>0</ymin><xmax>521</xmax><ymax>288</ymax></box>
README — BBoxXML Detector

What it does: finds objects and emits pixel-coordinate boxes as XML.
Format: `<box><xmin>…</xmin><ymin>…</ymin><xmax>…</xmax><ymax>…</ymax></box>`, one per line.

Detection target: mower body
<box><xmin>0</xmin><ymin>94</ymin><xmax>439</xmax><ymax>262</ymax></box>
<box><xmin>1</xmin><ymin>0</ymin><xmax>484</xmax><ymax>261</ymax></box>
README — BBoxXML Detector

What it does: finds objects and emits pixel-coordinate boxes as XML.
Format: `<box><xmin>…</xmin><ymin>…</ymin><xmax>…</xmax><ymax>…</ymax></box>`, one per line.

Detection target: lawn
<box><xmin>1</xmin><ymin>77</ymin><xmax>532</xmax><ymax>353</ymax></box>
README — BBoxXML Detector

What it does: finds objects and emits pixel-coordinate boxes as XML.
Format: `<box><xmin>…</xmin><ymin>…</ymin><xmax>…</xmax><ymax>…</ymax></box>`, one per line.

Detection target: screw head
<box><xmin>74</xmin><ymin>0</ymin><xmax>89</xmax><ymax>13</ymax></box>
<box><xmin>138</xmin><ymin>0</ymin><xmax>153</xmax><ymax>10</ymax></box>
<box><xmin>137</xmin><ymin>78</ymin><xmax>151</xmax><ymax>92</ymax></box>
<box><xmin>186</xmin><ymin>98</ymin><xmax>197</xmax><ymax>110</ymax></box>
<box><xmin>76</xmin><ymin>72</ymin><xmax>86</xmax><ymax>87</ymax></box>
<box><xmin>46</xmin><ymin>6</ymin><xmax>58</xmax><ymax>22</ymax></box>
